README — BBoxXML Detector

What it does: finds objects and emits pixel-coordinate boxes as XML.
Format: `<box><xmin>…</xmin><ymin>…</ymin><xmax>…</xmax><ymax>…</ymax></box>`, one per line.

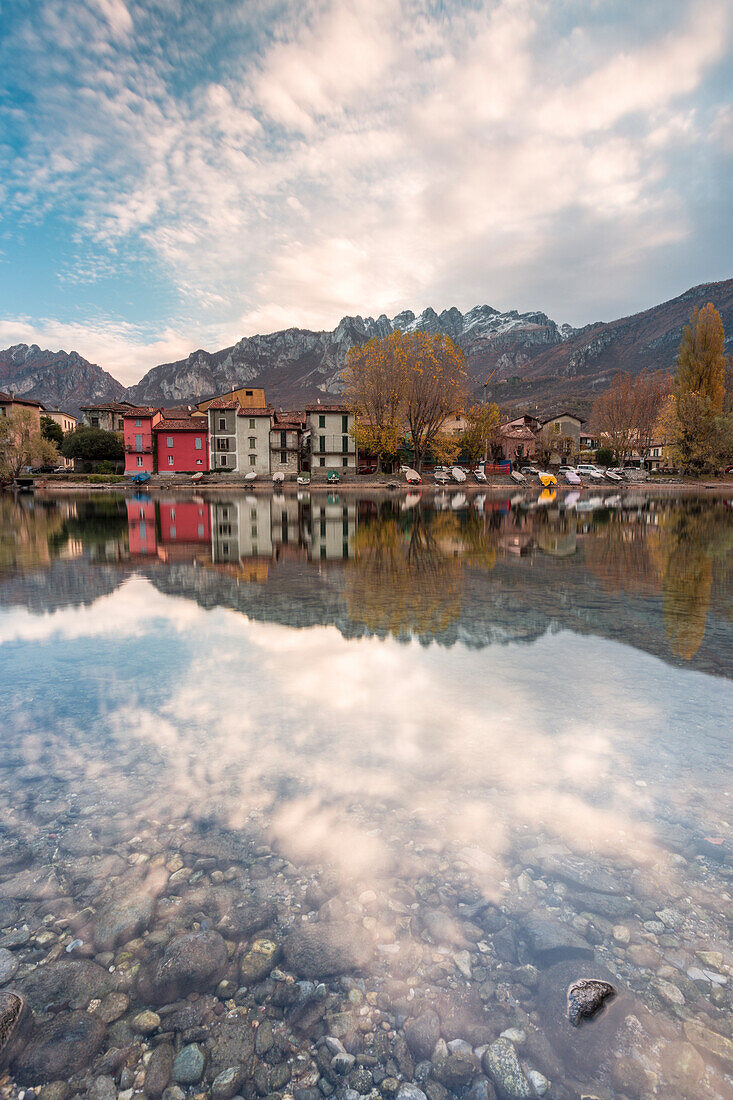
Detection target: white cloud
<box><xmin>1</xmin><ymin>0</ymin><xmax>731</xmax><ymax>376</ymax></box>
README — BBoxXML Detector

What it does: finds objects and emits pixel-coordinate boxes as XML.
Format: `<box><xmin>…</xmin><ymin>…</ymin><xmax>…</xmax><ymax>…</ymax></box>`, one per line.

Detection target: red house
<box><xmin>123</xmin><ymin>408</ymin><xmax>161</xmax><ymax>474</ymax></box>
<box><xmin>126</xmin><ymin>499</ymin><xmax>157</xmax><ymax>556</ymax></box>
<box><xmin>159</xmin><ymin>500</ymin><xmax>211</xmax><ymax>544</ymax></box>
<box><xmin>155</xmin><ymin>415</ymin><xmax>209</xmax><ymax>473</ymax></box>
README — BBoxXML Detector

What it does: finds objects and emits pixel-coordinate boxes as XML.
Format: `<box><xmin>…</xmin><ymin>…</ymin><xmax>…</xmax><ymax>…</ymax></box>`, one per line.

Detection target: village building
<box><xmin>156</xmin><ymin>414</ymin><xmax>209</xmax><ymax>473</ymax></box>
<box><xmin>305</xmin><ymin>404</ymin><xmax>356</xmax><ymax>472</ymax></box>
<box><xmin>0</xmin><ymin>391</ymin><xmax>44</xmax><ymax>425</ymax></box>
<box><xmin>122</xmin><ymin>408</ymin><xmax>162</xmax><ymax>473</ymax></box>
<box><xmin>42</xmin><ymin>409</ymin><xmax>77</xmax><ymax>468</ymax></box>
<box><xmin>195</xmin><ymin>386</ymin><xmax>266</xmax><ymax>412</ymax></box>
<box><xmin>81</xmin><ymin>400</ymin><xmax>138</xmax><ymax>432</ymax></box>
<box><xmin>497</xmin><ymin>415</ymin><xmax>541</xmax><ymax>464</ymax></box>
<box><xmin>270</xmin><ymin>411</ymin><xmax>306</xmax><ymax>475</ymax></box>
<box><xmin>206</xmin><ymin>400</ymin><xmax>273</xmax><ymax>474</ymax></box>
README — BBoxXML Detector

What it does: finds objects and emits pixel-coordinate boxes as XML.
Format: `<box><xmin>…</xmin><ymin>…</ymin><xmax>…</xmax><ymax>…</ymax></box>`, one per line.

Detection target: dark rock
<box><xmin>144</xmin><ymin>1042</ymin><xmax>175</xmax><ymax>1097</ymax></box>
<box><xmin>270</xmin><ymin>1062</ymin><xmax>291</xmax><ymax>1090</ymax></box>
<box><xmin>172</xmin><ymin>1043</ymin><xmax>205</xmax><ymax>1085</ymax></box>
<box><xmin>404</xmin><ymin>1010</ymin><xmax>441</xmax><ymax>1062</ymax></box>
<box><xmin>567</xmin><ymin>978</ymin><xmax>616</xmax><ymax>1026</ymax></box>
<box><xmin>567</xmin><ymin>890</ymin><xmax>635</xmax><ymax>920</ymax></box>
<box><xmin>13</xmin><ymin>1010</ymin><xmax>105</xmax><ymax>1084</ymax></box>
<box><xmin>491</xmin><ymin>926</ymin><xmax>518</xmax><ymax>964</ymax></box>
<box><xmin>537</xmin><ymin>958</ymin><xmax>642</xmax><ymax>1078</ymax></box>
<box><xmin>211</xmin><ymin>1067</ymin><xmax>244</xmax><ymax>1100</ymax></box>
<box><xmin>0</xmin><ymin>990</ymin><xmax>34</xmax><ymax>1072</ymax></box>
<box><xmin>0</xmin><ymin>901</ymin><xmax>19</xmax><ymax>928</ymax></box>
<box><xmin>0</xmin><ymin>867</ymin><xmax>61</xmax><ymax>901</ymax></box>
<box><xmin>349</xmin><ymin>1066</ymin><xmax>373</xmax><ymax>1094</ymax></box>
<box><xmin>94</xmin><ymin>888</ymin><xmax>155</xmax><ymax>951</ymax></box>
<box><xmin>433</xmin><ymin>1051</ymin><xmax>479</xmax><ymax>1088</ymax></box>
<box><xmin>161</xmin><ymin>995</ymin><xmax>217</xmax><ymax>1032</ymax></box>
<box><xmin>520</xmin><ymin>915</ymin><xmax>594</xmax><ymax>966</ymax></box>
<box><xmin>145</xmin><ymin>931</ymin><xmax>228</xmax><ymax>1002</ymax></box>
<box><xmin>239</xmin><ymin>938</ymin><xmax>281</xmax><ymax>984</ymax></box>
<box><xmin>538</xmin><ymin>855</ymin><xmax>622</xmax><ymax>895</ymax></box>
<box><xmin>283</xmin><ymin>922</ymin><xmax>373</xmax><ymax>979</ymax></box>
<box><xmin>17</xmin><ymin>959</ymin><xmax>114</xmax><ymax>1012</ymax></box>
<box><xmin>217</xmin><ymin>892</ymin><xmax>276</xmax><ymax>938</ymax></box>
<box><xmin>207</xmin><ymin>1013</ymin><xmax>255</xmax><ymax>1079</ymax></box>
<box><xmin>0</xmin><ymin>948</ymin><xmax>19</xmax><ymax>985</ymax></box>
<box><xmin>38</xmin><ymin>1083</ymin><xmax>70</xmax><ymax>1100</ymax></box>
<box><xmin>464</xmin><ymin>1075</ymin><xmax>496</xmax><ymax>1100</ymax></box>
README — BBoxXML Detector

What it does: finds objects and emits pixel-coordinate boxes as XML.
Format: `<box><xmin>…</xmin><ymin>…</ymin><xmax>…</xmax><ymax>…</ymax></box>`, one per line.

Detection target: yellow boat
<box><xmin>539</xmin><ymin>472</ymin><xmax>557</xmax><ymax>487</ymax></box>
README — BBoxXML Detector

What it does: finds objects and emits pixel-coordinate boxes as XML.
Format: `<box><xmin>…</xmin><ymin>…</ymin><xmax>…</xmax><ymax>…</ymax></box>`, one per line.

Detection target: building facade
<box><xmin>156</xmin><ymin>417</ymin><xmax>209</xmax><ymax>473</ymax></box>
<box><xmin>270</xmin><ymin>412</ymin><xmax>305</xmax><ymax>475</ymax></box>
<box><xmin>43</xmin><ymin>409</ymin><xmax>77</xmax><ymax>468</ymax></box>
<box><xmin>206</xmin><ymin>401</ymin><xmax>272</xmax><ymax>475</ymax></box>
<box><xmin>123</xmin><ymin>409</ymin><xmax>161</xmax><ymax>474</ymax></box>
<box><xmin>0</xmin><ymin>391</ymin><xmax>43</xmax><ymax>425</ymax></box>
<box><xmin>305</xmin><ymin>405</ymin><xmax>356</xmax><ymax>472</ymax></box>
<box><xmin>81</xmin><ymin>401</ymin><xmax>137</xmax><ymax>432</ymax></box>
<box><xmin>196</xmin><ymin>387</ymin><xmax>266</xmax><ymax>412</ymax></box>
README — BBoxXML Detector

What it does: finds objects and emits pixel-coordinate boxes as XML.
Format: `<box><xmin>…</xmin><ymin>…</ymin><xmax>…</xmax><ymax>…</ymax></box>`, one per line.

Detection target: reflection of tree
<box><xmin>658</xmin><ymin>504</ymin><xmax>733</xmax><ymax>659</ymax></box>
<box><xmin>0</xmin><ymin>498</ymin><xmax>66</xmax><ymax>576</ymax></box>
<box><xmin>583</xmin><ymin>515</ymin><xmax>663</xmax><ymax>598</ymax></box>
<box><xmin>346</xmin><ymin>508</ymin><xmax>465</xmax><ymax>637</ymax></box>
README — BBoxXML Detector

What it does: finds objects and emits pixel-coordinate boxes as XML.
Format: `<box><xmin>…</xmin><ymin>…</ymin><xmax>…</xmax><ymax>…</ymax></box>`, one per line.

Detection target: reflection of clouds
<box><xmin>3</xmin><ymin>578</ymin><xmax>731</xmax><ymax>907</ymax></box>
<box><xmin>0</xmin><ymin>576</ymin><xmax>202</xmax><ymax>645</ymax></box>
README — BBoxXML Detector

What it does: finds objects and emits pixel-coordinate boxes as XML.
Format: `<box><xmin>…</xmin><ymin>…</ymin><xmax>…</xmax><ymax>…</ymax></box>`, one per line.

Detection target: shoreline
<box><xmin>18</xmin><ymin>475</ymin><xmax>733</xmax><ymax>496</ymax></box>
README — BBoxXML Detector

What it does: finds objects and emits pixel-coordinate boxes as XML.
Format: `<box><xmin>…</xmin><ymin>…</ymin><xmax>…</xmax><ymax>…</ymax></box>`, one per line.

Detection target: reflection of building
<box><xmin>211</xmin><ymin>499</ymin><xmax>273</xmax><ymax>563</ymax></box>
<box><xmin>310</xmin><ymin>497</ymin><xmax>357</xmax><ymax>559</ymax></box>
<box><xmin>126</xmin><ymin>499</ymin><xmax>157</xmax><ymax>556</ymax></box>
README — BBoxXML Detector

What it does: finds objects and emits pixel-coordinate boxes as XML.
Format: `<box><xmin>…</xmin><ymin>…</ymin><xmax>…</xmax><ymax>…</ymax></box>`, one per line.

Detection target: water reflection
<box><xmin>0</xmin><ymin>492</ymin><xmax>732</xmax><ymax>1096</ymax></box>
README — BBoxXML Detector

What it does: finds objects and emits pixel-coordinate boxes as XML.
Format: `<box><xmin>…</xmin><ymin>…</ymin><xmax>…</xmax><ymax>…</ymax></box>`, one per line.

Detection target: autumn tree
<box><xmin>401</xmin><ymin>332</ymin><xmax>469</xmax><ymax>470</ymax></box>
<box><xmin>675</xmin><ymin>303</ymin><xmax>726</xmax><ymax>412</ymax></box>
<box><xmin>0</xmin><ymin>408</ymin><xmax>59</xmax><ymax>482</ymax></box>
<box><xmin>345</xmin><ymin>334</ymin><xmax>406</xmax><ymax>472</ymax></box>
<box><xmin>459</xmin><ymin>403</ymin><xmax>500</xmax><ymax>465</ymax></box>
<box><xmin>591</xmin><ymin>370</ymin><xmax>668</xmax><ymax>465</ymax></box>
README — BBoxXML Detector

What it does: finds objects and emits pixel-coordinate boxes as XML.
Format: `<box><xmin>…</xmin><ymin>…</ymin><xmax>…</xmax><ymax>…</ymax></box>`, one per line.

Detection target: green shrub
<box><xmin>594</xmin><ymin>446</ymin><xmax>614</xmax><ymax>466</ymax></box>
<box><xmin>88</xmin><ymin>474</ymin><xmax>125</xmax><ymax>484</ymax></box>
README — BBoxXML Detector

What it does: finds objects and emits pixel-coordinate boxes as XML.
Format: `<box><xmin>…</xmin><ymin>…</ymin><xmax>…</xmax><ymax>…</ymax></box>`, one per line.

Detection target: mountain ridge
<box><xmin>1</xmin><ymin>278</ymin><xmax>731</xmax><ymax>416</ymax></box>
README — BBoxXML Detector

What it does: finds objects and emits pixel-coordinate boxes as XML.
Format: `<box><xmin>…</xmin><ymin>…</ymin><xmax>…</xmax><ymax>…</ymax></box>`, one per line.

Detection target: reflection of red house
<box><xmin>123</xmin><ymin>409</ymin><xmax>161</xmax><ymax>474</ymax></box>
<box><xmin>126</xmin><ymin>499</ymin><xmax>157</xmax><ymax>555</ymax></box>
<box><xmin>159</xmin><ymin>501</ymin><xmax>210</xmax><ymax>544</ymax></box>
<box><xmin>155</xmin><ymin>417</ymin><xmax>209</xmax><ymax>473</ymax></box>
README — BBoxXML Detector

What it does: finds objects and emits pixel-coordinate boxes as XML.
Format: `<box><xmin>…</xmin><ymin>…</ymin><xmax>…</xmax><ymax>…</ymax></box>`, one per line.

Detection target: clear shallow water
<box><xmin>0</xmin><ymin>491</ymin><xmax>731</xmax><ymax>1098</ymax></box>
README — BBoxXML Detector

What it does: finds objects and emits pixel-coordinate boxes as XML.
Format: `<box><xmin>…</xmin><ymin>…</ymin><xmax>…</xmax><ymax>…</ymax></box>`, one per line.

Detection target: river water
<box><xmin>0</xmin><ymin>490</ymin><xmax>731</xmax><ymax>1098</ymax></box>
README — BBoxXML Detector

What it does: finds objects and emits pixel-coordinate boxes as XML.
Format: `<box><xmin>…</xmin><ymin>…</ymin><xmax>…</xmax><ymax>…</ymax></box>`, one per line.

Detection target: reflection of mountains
<box><xmin>2</xmin><ymin>509</ymin><xmax>731</xmax><ymax>679</ymax></box>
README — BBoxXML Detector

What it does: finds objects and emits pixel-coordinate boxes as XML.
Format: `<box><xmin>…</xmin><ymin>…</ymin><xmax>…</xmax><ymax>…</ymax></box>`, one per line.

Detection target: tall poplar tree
<box><xmin>675</xmin><ymin>303</ymin><xmax>726</xmax><ymax>411</ymax></box>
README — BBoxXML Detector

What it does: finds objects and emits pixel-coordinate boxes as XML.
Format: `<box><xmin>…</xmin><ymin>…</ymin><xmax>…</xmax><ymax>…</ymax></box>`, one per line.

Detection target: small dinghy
<box><xmin>131</xmin><ymin>472</ymin><xmax>151</xmax><ymax>485</ymax></box>
<box><xmin>473</xmin><ymin>468</ymin><xmax>487</xmax><ymax>483</ymax></box>
<box><xmin>272</xmin><ymin>472</ymin><xmax>285</xmax><ymax>484</ymax></box>
<box><xmin>401</xmin><ymin>465</ymin><xmax>422</xmax><ymax>484</ymax></box>
<box><xmin>564</xmin><ymin>470</ymin><xmax>581</xmax><ymax>484</ymax></box>
<box><xmin>538</xmin><ymin>472</ymin><xmax>557</xmax><ymax>488</ymax></box>
<box><xmin>244</xmin><ymin>471</ymin><xmax>257</xmax><ymax>481</ymax></box>
<box><xmin>605</xmin><ymin>470</ymin><xmax>622</xmax><ymax>482</ymax></box>
<box><xmin>297</xmin><ymin>475</ymin><xmax>310</xmax><ymax>486</ymax></box>
<box><xmin>191</xmin><ymin>472</ymin><xmax>204</xmax><ymax>482</ymax></box>
<box><xmin>451</xmin><ymin>466</ymin><xmax>467</xmax><ymax>483</ymax></box>
<box><xmin>510</xmin><ymin>470</ymin><xmax>526</xmax><ymax>483</ymax></box>
<box><xmin>434</xmin><ymin>472</ymin><xmax>450</xmax><ymax>484</ymax></box>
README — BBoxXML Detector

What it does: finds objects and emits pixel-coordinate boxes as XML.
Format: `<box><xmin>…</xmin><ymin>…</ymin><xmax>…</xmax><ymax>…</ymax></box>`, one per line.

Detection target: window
<box><xmin>342</xmin><ymin>435</ymin><xmax>349</xmax><ymax>453</ymax></box>
<box><xmin>320</xmin><ymin>519</ymin><xmax>326</xmax><ymax>536</ymax></box>
<box><xmin>139</xmin><ymin>507</ymin><xmax>145</xmax><ymax>518</ymax></box>
<box><xmin>319</xmin><ymin>456</ymin><xmax>325</xmax><ymax>467</ymax></box>
<box><xmin>342</xmin><ymin>456</ymin><xmax>348</xmax><ymax>467</ymax></box>
<box><xmin>219</xmin><ymin>523</ymin><xmax>232</xmax><ymax>536</ymax></box>
<box><xmin>342</xmin><ymin>414</ymin><xmax>348</xmax><ymax>433</ymax></box>
<box><xmin>170</xmin><ymin>509</ymin><xmax>175</xmax><ymax>520</ymax></box>
<box><xmin>139</xmin><ymin>522</ymin><xmax>146</xmax><ymax>539</ymax></box>
<box><xmin>219</xmin><ymin>417</ymin><xmax>226</xmax><ymax>430</ymax></box>
<box><xmin>91</xmin><ymin>417</ymin><xmax>99</xmax><ymax>428</ymax></box>
<box><xmin>198</xmin><ymin>524</ymin><xmax>204</xmax><ymax>536</ymax></box>
<box><xmin>319</xmin><ymin>414</ymin><xmax>326</xmax><ymax>428</ymax></box>
<box><xmin>168</xmin><ymin>455</ymin><xmax>174</xmax><ymax>465</ymax></box>
<box><xmin>249</xmin><ymin>436</ymin><xmax>256</xmax><ymax>448</ymax></box>
<box><xmin>280</xmin><ymin>452</ymin><xmax>286</xmax><ymax>464</ymax></box>
<box><xmin>135</xmin><ymin>418</ymin><xmax>142</xmax><ymax>427</ymax></box>
<box><xmin>249</xmin><ymin>454</ymin><xmax>256</xmax><ymax>466</ymax></box>
<box><xmin>219</xmin><ymin>455</ymin><xmax>227</xmax><ymax>467</ymax></box>
<box><xmin>170</xmin><ymin>526</ymin><xmax>176</xmax><ymax>539</ymax></box>
<box><xmin>251</xmin><ymin>525</ymin><xmax>258</xmax><ymax>537</ymax></box>
<box><xmin>216</xmin><ymin>438</ymin><xmax>230</xmax><ymax>451</ymax></box>
<box><xmin>136</xmin><ymin>456</ymin><xmax>143</xmax><ymax>467</ymax></box>
<box><xmin>249</xmin><ymin>418</ymin><xmax>255</xmax><ymax>428</ymax></box>
<box><xmin>319</xmin><ymin>436</ymin><xmax>325</xmax><ymax>453</ymax></box>
<box><xmin>167</xmin><ymin>436</ymin><xmax>173</xmax><ymax>447</ymax></box>
<box><xmin>135</xmin><ymin>434</ymin><xmax>143</xmax><ymax>451</ymax></box>
<box><xmin>280</xmin><ymin>430</ymin><xmax>287</xmax><ymax>448</ymax></box>
<box><xmin>246</xmin><ymin>390</ymin><xmax>253</xmax><ymax>397</ymax></box>
<box><xmin>196</xmin><ymin>458</ymin><xmax>203</xmax><ymax>465</ymax></box>
<box><xmin>195</xmin><ymin>437</ymin><xmax>202</xmax><ymax>449</ymax></box>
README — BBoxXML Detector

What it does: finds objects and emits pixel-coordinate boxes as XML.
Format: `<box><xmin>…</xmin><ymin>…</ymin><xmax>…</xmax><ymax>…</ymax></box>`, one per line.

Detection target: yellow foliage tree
<box><xmin>460</xmin><ymin>403</ymin><xmax>501</xmax><ymax>465</ymax></box>
<box><xmin>675</xmin><ymin>303</ymin><xmax>726</xmax><ymax>412</ymax></box>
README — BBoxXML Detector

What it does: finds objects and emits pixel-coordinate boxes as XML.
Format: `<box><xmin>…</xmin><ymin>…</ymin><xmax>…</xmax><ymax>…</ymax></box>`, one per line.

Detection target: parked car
<box><xmin>576</xmin><ymin>463</ymin><xmax>605</xmax><ymax>480</ymax></box>
<box><xmin>31</xmin><ymin>465</ymin><xmax>56</xmax><ymax>473</ymax></box>
<box><xmin>557</xmin><ymin>465</ymin><xmax>577</xmax><ymax>475</ymax></box>
<box><xmin>54</xmin><ymin>465</ymin><xmax>69</xmax><ymax>473</ymax></box>
<box><xmin>519</xmin><ymin>465</ymin><xmax>540</xmax><ymax>476</ymax></box>
<box><xmin>357</xmin><ymin>463</ymin><xmax>377</xmax><ymax>475</ymax></box>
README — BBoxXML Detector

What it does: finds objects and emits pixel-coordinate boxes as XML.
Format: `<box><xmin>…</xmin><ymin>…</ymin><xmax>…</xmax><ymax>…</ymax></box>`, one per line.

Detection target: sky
<box><xmin>0</xmin><ymin>0</ymin><xmax>731</xmax><ymax>386</ymax></box>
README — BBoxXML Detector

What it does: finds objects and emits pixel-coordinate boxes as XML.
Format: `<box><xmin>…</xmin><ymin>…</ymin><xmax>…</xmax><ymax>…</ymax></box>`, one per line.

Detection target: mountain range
<box><xmin>1</xmin><ymin>278</ymin><xmax>731</xmax><ymax>417</ymax></box>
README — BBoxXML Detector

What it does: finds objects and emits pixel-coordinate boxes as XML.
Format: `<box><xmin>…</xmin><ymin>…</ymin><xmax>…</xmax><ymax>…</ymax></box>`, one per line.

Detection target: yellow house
<box><xmin>196</xmin><ymin>387</ymin><xmax>266</xmax><ymax>412</ymax></box>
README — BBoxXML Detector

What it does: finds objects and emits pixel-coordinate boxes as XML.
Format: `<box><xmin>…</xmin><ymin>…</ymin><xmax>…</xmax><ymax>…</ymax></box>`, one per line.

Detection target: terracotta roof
<box><xmin>81</xmin><ymin>400</ymin><xmax>137</xmax><ymax>412</ymax></box>
<box><xmin>154</xmin><ymin>418</ymin><xmax>207</xmax><ymax>431</ymax></box>
<box><xmin>236</xmin><ymin>405</ymin><xmax>274</xmax><ymax>417</ymax></box>
<box><xmin>0</xmin><ymin>391</ymin><xmax>44</xmax><ymax>408</ymax></box>
<box><xmin>305</xmin><ymin>403</ymin><xmax>350</xmax><ymax>413</ymax></box>
<box><xmin>500</xmin><ymin>425</ymin><xmax>536</xmax><ymax>440</ymax></box>
<box><xmin>122</xmin><ymin>406</ymin><xmax>158</xmax><ymax>416</ymax></box>
<box><xmin>272</xmin><ymin>410</ymin><xmax>305</xmax><ymax>429</ymax></box>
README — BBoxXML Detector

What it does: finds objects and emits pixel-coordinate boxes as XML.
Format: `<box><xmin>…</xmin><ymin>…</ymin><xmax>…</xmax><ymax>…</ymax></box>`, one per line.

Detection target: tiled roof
<box><xmin>236</xmin><ymin>405</ymin><xmax>274</xmax><ymax>417</ymax></box>
<box><xmin>122</xmin><ymin>406</ymin><xmax>158</xmax><ymax>416</ymax></box>
<box><xmin>305</xmin><ymin>403</ymin><xmax>350</xmax><ymax>413</ymax></box>
<box><xmin>541</xmin><ymin>411</ymin><xmax>586</xmax><ymax>425</ymax></box>
<box><xmin>154</xmin><ymin>418</ymin><xmax>207</xmax><ymax>431</ymax></box>
<box><xmin>0</xmin><ymin>391</ymin><xmax>44</xmax><ymax>408</ymax></box>
<box><xmin>81</xmin><ymin>401</ymin><xmax>137</xmax><ymax>412</ymax></box>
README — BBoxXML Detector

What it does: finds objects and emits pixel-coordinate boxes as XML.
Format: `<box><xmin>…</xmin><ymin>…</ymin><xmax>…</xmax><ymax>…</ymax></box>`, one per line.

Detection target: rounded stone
<box><xmin>13</xmin><ymin>1010</ymin><xmax>106</xmax><ymax>1085</ymax></box>
<box><xmin>172</xmin><ymin>1043</ymin><xmax>205</xmax><ymax>1085</ymax></box>
<box><xmin>283</xmin><ymin>922</ymin><xmax>373</xmax><ymax>979</ymax></box>
<box><xmin>144</xmin><ymin>1043</ymin><xmax>175</xmax><ymax>1098</ymax></box>
<box><xmin>211</xmin><ymin>1068</ymin><xmax>243</xmax><ymax>1100</ymax></box>
<box><xmin>132</xmin><ymin>1010</ymin><xmax>161</xmax><ymax>1035</ymax></box>
<box><xmin>0</xmin><ymin>948</ymin><xmax>19</xmax><ymax>985</ymax></box>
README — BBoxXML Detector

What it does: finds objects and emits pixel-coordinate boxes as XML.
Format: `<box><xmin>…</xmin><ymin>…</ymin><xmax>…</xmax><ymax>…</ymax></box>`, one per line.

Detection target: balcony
<box><xmin>311</xmin><ymin>434</ymin><xmax>355</xmax><ymax>454</ymax></box>
<box><xmin>124</xmin><ymin>444</ymin><xmax>153</xmax><ymax>453</ymax></box>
